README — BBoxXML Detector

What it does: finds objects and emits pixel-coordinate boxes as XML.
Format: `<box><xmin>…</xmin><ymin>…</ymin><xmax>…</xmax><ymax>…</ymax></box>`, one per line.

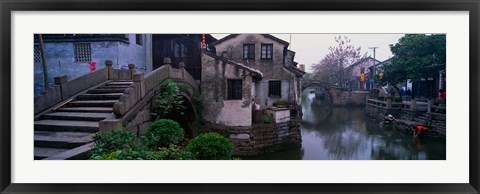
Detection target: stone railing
<box><xmin>366</xmin><ymin>99</ymin><xmax>402</xmax><ymax>109</ymax></box>
<box><xmin>34</xmin><ymin>60</ymin><xmax>135</xmax><ymax>115</ymax></box>
<box><xmin>99</xmin><ymin>58</ymin><xmax>199</xmax><ymax>131</ymax></box>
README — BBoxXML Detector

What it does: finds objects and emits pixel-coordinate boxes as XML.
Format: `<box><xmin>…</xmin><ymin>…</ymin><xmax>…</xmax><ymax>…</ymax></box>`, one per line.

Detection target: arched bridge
<box><xmin>301</xmin><ymin>80</ymin><xmax>369</xmax><ymax>106</ymax></box>
<box><xmin>33</xmin><ymin>58</ymin><xmax>199</xmax><ymax>160</ymax></box>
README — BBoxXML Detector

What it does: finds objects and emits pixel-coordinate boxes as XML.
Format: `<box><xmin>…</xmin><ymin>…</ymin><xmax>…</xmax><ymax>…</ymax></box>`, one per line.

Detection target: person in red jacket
<box><xmin>413</xmin><ymin>125</ymin><xmax>428</xmax><ymax>137</ymax></box>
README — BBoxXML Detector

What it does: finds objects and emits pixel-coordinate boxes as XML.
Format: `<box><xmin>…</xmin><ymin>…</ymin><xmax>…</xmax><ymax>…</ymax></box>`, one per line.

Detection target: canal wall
<box><xmin>203</xmin><ymin>120</ymin><xmax>301</xmax><ymax>156</ymax></box>
<box><xmin>365</xmin><ymin>99</ymin><xmax>446</xmax><ymax>139</ymax></box>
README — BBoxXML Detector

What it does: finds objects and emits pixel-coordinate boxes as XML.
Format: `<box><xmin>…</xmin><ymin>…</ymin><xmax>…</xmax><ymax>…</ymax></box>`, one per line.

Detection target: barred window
<box><xmin>74</xmin><ymin>43</ymin><xmax>91</xmax><ymax>63</ymax></box>
<box><xmin>243</xmin><ymin>44</ymin><xmax>255</xmax><ymax>59</ymax></box>
<box><xmin>135</xmin><ymin>34</ymin><xmax>143</xmax><ymax>46</ymax></box>
<box><xmin>34</xmin><ymin>45</ymin><xmax>42</xmax><ymax>63</ymax></box>
<box><xmin>261</xmin><ymin>44</ymin><xmax>273</xmax><ymax>59</ymax></box>
<box><xmin>227</xmin><ymin>79</ymin><xmax>243</xmax><ymax>100</ymax></box>
<box><xmin>269</xmin><ymin>80</ymin><xmax>281</xmax><ymax>97</ymax></box>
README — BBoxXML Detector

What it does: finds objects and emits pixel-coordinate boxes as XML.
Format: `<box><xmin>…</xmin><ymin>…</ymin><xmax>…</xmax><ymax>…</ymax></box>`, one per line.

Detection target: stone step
<box><xmin>97</xmin><ymin>85</ymin><xmax>129</xmax><ymax>89</ymax></box>
<box><xmin>56</xmin><ymin>107</ymin><xmax>113</xmax><ymax>113</ymax></box>
<box><xmin>88</xmin><ymin>88</ymin><xmax>126</xmax><ymax>94</ymax></box>
<box><xmin>76</xmin><ymin>93</ymin><xmax>123</xmax><ymax>100</ymax></box>
<box><xmin>41</xmin><ymin>112</ymin><xmax>111</xmax><ymax>121</ymax></box>
<box><xmin>106</xmin><ymin>81</ymin><xmax>133</xmax><ymax>86</ymax></box>
<box><xmin>43</xmin><ymin>142</ymin><xmax>94</xmax><ymax>160</ymax></box>
<box><xmin>34</xmin><ymin>131</ymin><xmax>94</xmax><ymax>149</ymax></box>
<box><xmin>67</xmin><ymin>100</ymin><xmax>118</xmax><ymax>107</ymax></box>
<box><xmin>34</xmin><ymin>120</ymin><xmax>99</xmax><ymax>133</ymax></box>
<box><xmin>34</xmin><ymin>147</ymin><xmax>69</xmax><ymax>160</ymax></box>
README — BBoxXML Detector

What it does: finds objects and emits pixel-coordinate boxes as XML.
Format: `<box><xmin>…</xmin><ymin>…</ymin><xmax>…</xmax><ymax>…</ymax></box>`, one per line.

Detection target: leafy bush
<box><xmin>263</xmin><ymin>114</ymin><xmax>274</xmax><ymax>124</ymax></box>
<box><xmin>144</xmin><ymin>119</ymin><xmax>184</xmax><ymax>148</ymax></box>
<box><xmin>186</xmin><ymin>132</ymin><xmax>233</xmax><ymax>160</ymax></box>
<box><xmin>151</xmin><ymin>80</ymin><xmax>185</xmax><ymax>118</ymax></box>
<box><xmin>91</xmin><ymin>145</ymin><xmax>194</xmax><ymax>160</ymax></box>
<box><xmin>272</xmin><ymin>100</ymin><xmax>288</xmax><ymax>107</ymax></box>
<box><xmin>89</xmin><ymin>129</ymin><xmax>138</xmax><ymax>159</ymax></box>
<box><xmin>393</xmin><ymin>97</ymin><xmax>402</xmax><ymax>102</ymax></box>
<box><xmin>377</xmin><ymin>96</ymin><xmax>386</xmax><ymax>101</ymax></box>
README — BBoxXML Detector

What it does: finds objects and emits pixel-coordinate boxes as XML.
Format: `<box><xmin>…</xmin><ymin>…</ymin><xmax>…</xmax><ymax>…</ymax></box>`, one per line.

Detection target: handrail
<box><xmin>34</xmin><ymin>60</ymin><xmax>135</xmax><ymax>115</ymax></box>
<box><xmin>111</xmin><ymin>58</ymin><xmax>199</xmax><ymax>118</ymax></box>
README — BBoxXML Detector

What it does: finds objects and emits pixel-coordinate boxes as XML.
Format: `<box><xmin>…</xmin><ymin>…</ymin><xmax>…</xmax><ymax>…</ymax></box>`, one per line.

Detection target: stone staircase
<box><xmin>34</xmin><ymin>80</ymin><xmax>133</xmax><ymax>160</ymax></box>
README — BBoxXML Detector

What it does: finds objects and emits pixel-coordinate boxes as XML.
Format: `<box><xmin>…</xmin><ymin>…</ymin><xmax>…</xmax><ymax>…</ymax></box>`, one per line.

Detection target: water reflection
<box><xmin>253</xmin><ymin>93</ymin><xmax>446</xmax><ymax>160</ymax></box>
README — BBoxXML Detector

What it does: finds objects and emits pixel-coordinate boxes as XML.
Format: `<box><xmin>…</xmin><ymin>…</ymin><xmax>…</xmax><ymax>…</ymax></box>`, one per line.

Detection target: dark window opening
<box><xmin>269</xmin><ymin>80</ymin><xmax>281</xmax><ymax>96</ymax></box>
<box><xmin>227</xmin><ymin>79</ymin><xmax>243</xmax><ymax>100</ymax></box>
<box><xmin>261</xmin><ymin>44</ymin><xmax>273</xmax><ymax>59</ymax></box>
<box><xmin>34</xmin><ymin>45</ymin><xmax>42</xmax><ymax>63</ymax></box>
<box><xmin>74</xmin><ymin>43</ymin><xmax>91</xmax><ymax>63</ymax></box>
<box><xmin>243</xmin><ymin>44</ymin><xmax>255</xmax><ymax>59</ymax></box>
<box><xmin>135</xmin><ymin>34</ymin><xmax>143</xmax><ymax>46</ymax></box>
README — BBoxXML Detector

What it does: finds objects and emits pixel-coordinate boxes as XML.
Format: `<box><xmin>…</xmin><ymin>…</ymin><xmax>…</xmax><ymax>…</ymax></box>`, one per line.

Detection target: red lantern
<box><xmin>201</xmin><ymin>34</ymin><xmax>206</xmax><ymax>48</ymax></box>
<box><xmin>89</xmin><ymin>61</ymin><xmax>97</xmax><ymax>72</ymax></box>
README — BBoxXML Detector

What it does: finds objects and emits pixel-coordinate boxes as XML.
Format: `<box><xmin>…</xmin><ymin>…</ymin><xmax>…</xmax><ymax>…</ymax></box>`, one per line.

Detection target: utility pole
<box><xmin>38</xmin><ymin>34</ymin><xmax>49</xmax><ymax>90</ymax></box>
<box><xmin>369</xmin><ymin>46</ymin><xmax>379</xmax><ymax>89</ymax></box>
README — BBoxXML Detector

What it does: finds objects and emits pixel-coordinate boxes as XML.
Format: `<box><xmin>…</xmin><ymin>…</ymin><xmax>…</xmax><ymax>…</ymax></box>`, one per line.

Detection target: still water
<box><xmin>251</xmin><ymin>93</ymin><xmax>446</xmax><ymax>160</ymax></box>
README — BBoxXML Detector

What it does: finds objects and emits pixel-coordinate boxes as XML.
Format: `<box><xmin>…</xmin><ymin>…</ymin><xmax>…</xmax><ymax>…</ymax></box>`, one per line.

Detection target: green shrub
<box><xmin>263</xmin><ymin>114</ymin><xmax>274</xmax><ymax>124</ymax></box>
<box><xmin>90</xmin><ymin>145</ymin><xmax>194</xmax><ymax>160</ymax></box>
<box><xmin>272</xmin><ymin>100</ymin><xmax>288</xmax><ymax>107</ymax></box>
<box><xmin>377</xmin><ymin>96</ymin><xmax>386</xmax><ymax>101</ymax></box>
<box><xmin>151</xmin><ymin>80</ymin><xmax>185</xmax><ymax>118</ymax></box>
<box><xmin>186</xmin><ymin>132</ymin><xmax>233</xmax><ymax>160</ymax></box>
<box><xmin>144</xmin><ymin>119</ymin><xmax>184</xmax><ymax>148</ymax></box>
<box><xmin>89</xmin><ymin>129</ymin><xmax>138</xmax><ymax>159</ymax></box>
<box><xmin>393</xmin><ymin>97</ymin><xmax>402</xmax><ymax>102</ymax></box>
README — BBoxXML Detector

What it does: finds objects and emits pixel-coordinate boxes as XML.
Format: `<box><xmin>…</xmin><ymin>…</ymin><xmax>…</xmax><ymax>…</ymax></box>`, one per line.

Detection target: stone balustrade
<box><xmin>34</xmin><ymin>60</ymin><xmax>135</xmax><ymax>115</ymax></box>
<box><xmin>100</xmin><ymin>58</ymin><xmax>199</xmax><ymax>132</ymax></box>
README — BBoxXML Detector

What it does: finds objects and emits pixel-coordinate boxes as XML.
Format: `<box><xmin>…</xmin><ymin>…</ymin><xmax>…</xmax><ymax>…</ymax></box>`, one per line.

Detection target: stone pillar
<box><xmin>428</xmin><ymin>99</ymin><xmax>434</xmax><ymax>113</ymax></box>
<box><xmin>386</xmin><ymin>98</ymin><xmax>392</xmax><ymax>109</ymax></box>
<box><xmin>105</xmin><ymin>60</ymin><xmax>113</xmax><ymax>80</ymax></box>
<box><xmin>128</xmin><ymin>63</ymin><xmax>136</xmax><ymax>80</ymax></box>
<box><xmin>163</xmin><ymin>57</ymin><xmax>171</xmax><ymax>78</ymax></box>
<box><xmin>54</xmin><ymin>75</ymin><xmax>69</xmax><ymax>100</ymax></box>
<box><xmin>179</xmin><ymin>62</ymin><xmax>185</xmax><ymax>79</ymax></box>
<box><xmin>411</xmin><ymin>99</ymin><xmax>417</xmax><ymax>111</ymax></box>
<box><xmin>133</xmin><ymin>73</ymin><xmax>145</xmax><ymax>98</ymax></box>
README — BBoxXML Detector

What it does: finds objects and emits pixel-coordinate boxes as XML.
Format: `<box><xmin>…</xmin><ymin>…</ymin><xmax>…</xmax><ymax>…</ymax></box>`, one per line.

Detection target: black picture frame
<box><xmin>1</xmin><ymin>0</ymin><xmax>478</xmax><ymax>193</ymax></box>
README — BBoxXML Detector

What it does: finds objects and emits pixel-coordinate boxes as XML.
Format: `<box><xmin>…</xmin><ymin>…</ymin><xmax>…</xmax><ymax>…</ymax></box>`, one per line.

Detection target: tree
<box><xmin>311</xmin><ymin>36</ymin><xmax>366</xmax><ymax>87</ymax></box>
<box><xmin>380</xmin><ymin>34</ymin><xmax>446</xmax><ymax>98</ymax></box>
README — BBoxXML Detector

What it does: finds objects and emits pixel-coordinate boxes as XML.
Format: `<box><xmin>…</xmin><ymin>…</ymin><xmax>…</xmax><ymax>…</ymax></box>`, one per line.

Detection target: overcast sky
<box><xmin>211</xmin><ymin>34</ymin><xmax>405</xmax><ymax>73</ymax></box>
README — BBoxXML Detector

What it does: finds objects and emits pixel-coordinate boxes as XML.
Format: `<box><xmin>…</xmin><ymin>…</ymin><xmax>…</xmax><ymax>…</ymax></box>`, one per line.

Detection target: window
<box><xmin>135</xmin><ymin>34</ymin><xmax>143</xmax><ymax>46</ymax></box>
<box><xmin>261</xmin><ymin>44</ymin><xmax>273</xmax><ymax>59</ymax></box>
<box><xmin>269</xmin><ymin>80</ymin><xmax>281</xmax><ymax>96</ymax></box>
<box><xmin>243</xmin><ymin>44</ymin><xmax>255</xmax><ymax>59</ymax></box>
<box><xmin>34</xmin><ymin>45</ymin><xmax>42</xmax><ymax>63</ymax></box>
<box><xmin>227</xmin><ymin>79</ymin><xmax>243</xmax><ymax>100</ymax></box>
<box><xmin>74</xmin><ymin>43</ymin><xmax>92</xmax><ymax>63</ymax></box>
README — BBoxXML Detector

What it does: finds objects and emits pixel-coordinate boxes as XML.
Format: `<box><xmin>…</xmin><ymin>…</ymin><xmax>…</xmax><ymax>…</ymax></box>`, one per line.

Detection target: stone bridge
<box><xmin>33</xmin><ymin>58</ymin><xmax>198</xmax><ymax>160</ymax></box>
<box><xmin>301</xmin><ymin>80</ymin><xmax>370</xmax><ymax>106</ymax></box>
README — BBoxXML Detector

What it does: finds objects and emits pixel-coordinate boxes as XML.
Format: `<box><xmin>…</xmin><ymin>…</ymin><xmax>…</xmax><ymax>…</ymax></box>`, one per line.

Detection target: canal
<box><xmin>250</xmin><ymin>92</ymin><xmax>446</xmax><ymax>160</ymax></box>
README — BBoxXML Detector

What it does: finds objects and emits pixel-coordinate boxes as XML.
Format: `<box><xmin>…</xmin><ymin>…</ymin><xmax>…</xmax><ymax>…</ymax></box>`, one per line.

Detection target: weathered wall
<box><xmin>34</xmin><ymin>34</ymin><xmax>147</xmax><ymax>96</ymax></box>
<box><xmin>201</xmin><ymin>53</ymin><xmax>254</xmax><ymax>127</ymax></box>
<box><xmin>214</xmin><ymin>34</ymin><xmax>298</xmax><ymax>109</ymax></box>
<box><xmin>204</xmin><ymin>120</ymin><xmax>301</xmax><ymax>156</ymax></box>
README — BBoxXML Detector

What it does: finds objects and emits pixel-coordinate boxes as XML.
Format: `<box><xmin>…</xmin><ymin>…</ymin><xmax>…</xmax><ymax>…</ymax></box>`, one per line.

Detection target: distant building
<box><xmin>298</xmin><ymin>64</ymin><xmax>305</xmax><ymax>72</ymax></box>
<box><xmin>348</xmin><ymin>57</ymin><xmax>380</xmax><ymax>91</ymax></box>
<box><xmin>34</xmin><ymin>34</ymin><xmax>149</xmax><ymax>96</ymax></box>
<box><xmin>151</xmin><ymin>34</ymin><xmax>217</xmax><ymax>80</ymax></box>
